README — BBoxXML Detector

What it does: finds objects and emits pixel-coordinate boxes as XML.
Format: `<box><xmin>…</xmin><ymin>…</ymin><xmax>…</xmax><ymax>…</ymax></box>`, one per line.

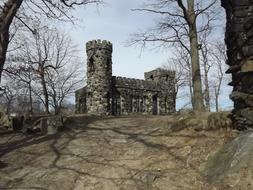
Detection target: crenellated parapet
<box><xmin>86</xmin><ymin>39</ymin><xmax>113</xmax><ymax>52</ymax></box>
<box><xmin>145</xmin><ymin>68</ymin><xmax>176</xmax><ymax>83</ymax></box>
<box><xmin>114</xmin><ymin>75</ymin><xmax>175</xmax><ymax>93</ymax></box>
<box><xmin>114</xmin><ymin>76</ymin><xmax>161</xmax><ymax>91</ymax></box>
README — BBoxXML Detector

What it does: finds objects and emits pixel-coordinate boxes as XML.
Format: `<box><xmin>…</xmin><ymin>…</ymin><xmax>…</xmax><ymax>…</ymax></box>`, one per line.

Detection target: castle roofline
<box><xmin>144</xmin><ymin>68</ymin><xmax>176</xmax><ymax>76</ymax></box>
<box><xmin>113</xmin><ymin>76</ymin><xmax>170</xmax><ymax>92</ymax></box>
<box><xmin>86</xmin><ymin>39</ymin><xmax>113</xmax><ymax>51</ymax></box>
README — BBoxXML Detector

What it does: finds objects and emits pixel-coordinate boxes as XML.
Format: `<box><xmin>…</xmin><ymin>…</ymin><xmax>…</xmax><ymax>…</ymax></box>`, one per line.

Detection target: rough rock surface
<box><xmin>0</xmin><ymin>115</ymin><xmax>240</xmax><ymax>190</ymax></box>
<box><xmin>204</xmin><ymin>130</ymin><xmax>253</xmax><ymax>189</ymax></box>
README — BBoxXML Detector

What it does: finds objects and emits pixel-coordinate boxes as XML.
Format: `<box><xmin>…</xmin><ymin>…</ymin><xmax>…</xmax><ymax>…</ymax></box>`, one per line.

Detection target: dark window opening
<box><xmin>130</xmin><ymin>96</ymin><xmax>133</xmax><ymax>112</ymax></box>
<box><xmin>112</xmin><ymin>92</ymin><xmax>121</xmax><ymax>115</ymax></box>
<box><xmin>152</xmin><ymin>95</ymin><xmax>158</xmax><ymax>115</ymax></box>
<box><xmin>136</xmin><ymin>96</ymin><xmax>140</xmax><ymax>112</ymax></box>
<box><xmin>107</xmin><ymin>92</ymin><xmax>111</xmax><ymax>112</ymax></box>
<box><xmin>88</xmin><ymin>57</ymin><xmax>94</xmax><ymax>72</ymax></box>
<box><xmin>106</xmin><ymin>58</ymin><xmax>111</xmax><ymax>73</ymax></box>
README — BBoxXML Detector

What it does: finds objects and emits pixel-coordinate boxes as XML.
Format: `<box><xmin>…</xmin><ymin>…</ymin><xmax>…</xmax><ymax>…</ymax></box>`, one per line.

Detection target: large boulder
<box><xmin>204</xmin><ymin>130</ymin><xmax>253</xmax><ymax>188</ymax></box>
<box><xmin>170</xmin><ymin>111</ymin><xmax>232</xmax><ymax>132</ymax></box>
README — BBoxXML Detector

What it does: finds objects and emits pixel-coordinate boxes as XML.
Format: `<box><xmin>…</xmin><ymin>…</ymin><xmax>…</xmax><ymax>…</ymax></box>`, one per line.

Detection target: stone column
<box><xmin>222</xmin><ymin>0</ymin><xmax>253</xmax><ymax>129</ymax></box>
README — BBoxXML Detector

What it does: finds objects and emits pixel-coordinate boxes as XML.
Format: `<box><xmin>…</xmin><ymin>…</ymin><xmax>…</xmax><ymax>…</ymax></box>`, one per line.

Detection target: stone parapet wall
<box><xmin>114</xmin><ymin>76</ymin><xmax>162</xmax><ymax>91</ymax></box>
<box><xmin>222</xmin><ymin>0</ymin><xmax>253</xmax><ymax>129</ymax></box>
<box><xmin>114</xmin><ymin>75</ymin><xmax>175</xmax><ymax>91</ymax></box>
<box><xmin>145</xmin><ymin>68</ymin><xmax>176</xmax><ymax>82</ymax></box>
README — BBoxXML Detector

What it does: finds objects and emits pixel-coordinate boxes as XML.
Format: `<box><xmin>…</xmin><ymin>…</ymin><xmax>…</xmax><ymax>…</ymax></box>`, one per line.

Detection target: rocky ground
<box><xmin>0</xmin><ymin>114</ymin><xmax>249</xmax><ymax>190</ymax></box>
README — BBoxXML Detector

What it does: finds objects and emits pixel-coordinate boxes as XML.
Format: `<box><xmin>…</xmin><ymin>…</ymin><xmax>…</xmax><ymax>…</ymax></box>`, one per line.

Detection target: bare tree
<box><xmin>0</xmin><ymin>0</ymin><xmax>102</xmax><ymax>82</ymax></box>
<box><xmin>129</xmin><ymin>0</ymin><xmax>221</xmax><ymax>111</ymax></box>
<box><xmin>0</xmin><ymin>84</ymin><xmax>17</xmax><ymax>115</ymax></box>
<box><xmin>17</xmin><ymin>26</ymin><xmax>81</xmax><ymax>114</ymax></box>
<box><xmin>3</xmin><ymin>25</ymin><xmax>83</xmax><ymax>115</ymax></box>
<box><xmin>47</xmin><ymin>63</ymin><xmax>83</xmax><ymax>114</ymax></box>
<box><xmin>199</xmin><ymin>31</ymin><xmax>214</xmax><ymax>111</ymax></box>
<box><xmin>4</xmin><ymin>60</ymin><xmax>35</xmax><ymax>113</ymax></box>
<box><xmin>210</xmin><ymin>41</ymin><xmax>227</xmax><ymax>112</ymax></box>
<box><xmin>5</xmin><ymin>25</ymin><xmax>83</xmax><ymax>114</ymax></box>
<box><xmin>162</xmin><ymin>45</ymin><xmax>195</xmax><ymax>109</ymax></box>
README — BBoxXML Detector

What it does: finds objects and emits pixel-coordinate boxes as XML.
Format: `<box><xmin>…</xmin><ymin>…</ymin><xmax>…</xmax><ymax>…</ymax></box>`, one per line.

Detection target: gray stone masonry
<box><xmin>222</xmin><ymin>0</ymin><xmax>253</xmax><ymax>130</ymax></box>
<box><xmin>76</xmin><ymin>40</ymin><xmax>176</xmax><ymax>116</ymax></box>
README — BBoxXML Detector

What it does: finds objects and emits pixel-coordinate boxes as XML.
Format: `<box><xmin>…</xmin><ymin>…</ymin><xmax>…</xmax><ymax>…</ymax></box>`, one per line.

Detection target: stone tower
<box><xmin>86</xmin><ymin>40</ymin><xmax>113</xmax><ymax>115</ymax></box>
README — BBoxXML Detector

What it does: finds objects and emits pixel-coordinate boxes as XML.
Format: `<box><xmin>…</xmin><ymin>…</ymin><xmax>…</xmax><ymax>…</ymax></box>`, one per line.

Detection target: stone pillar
<box><xmin>86</xmin><ymin>40</ymin><xmax>113</xmax><ymax>115</ymax></box>
<box><xmin>222</xmin><ymin>0</ymin><xmax>253</xmax><ymax>129</ymax></box>
<box><xmin>146</xmin><ymin>93</ymin><xmax>153</xmax><ymax>114</ymax></box>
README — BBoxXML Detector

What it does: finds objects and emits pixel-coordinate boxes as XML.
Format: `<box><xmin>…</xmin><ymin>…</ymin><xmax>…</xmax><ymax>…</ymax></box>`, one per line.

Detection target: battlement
<box><xmin>144</xmin><ymin>68</ymin><xmax>176</xmax><ymax>82</ymax></box>
<box><xmin>145</xmin><ymin>68</ymin><xmax>175</xmax><ymax>78</ymax></box>
<box><xmin>114</xmin><ymin>76</ymin><xmax>160</xmax><ymax>91</ymax></box>
<box><xmin>86</xmin><ymin>39</ymin><xmax>113</xmax><ymax>52</ymax></box>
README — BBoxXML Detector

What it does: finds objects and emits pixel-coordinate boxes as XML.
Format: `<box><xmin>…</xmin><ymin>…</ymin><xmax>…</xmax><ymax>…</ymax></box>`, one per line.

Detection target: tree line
<box><xmin>0</xmin><ymin>0</ymin><xmax>229</xmax><ymax>115</ymax></box>
<box><xmin>1</xmin><ymin>24</ymin><xmax>83</xmax><ymax>114</ymax></box>
<box><xmin>128</xmin><ymin>0</ymin><xmax>229</xmax><ymax>112</ymax></box>
<box><xmin>0</xmin><ymin>0</ymin><xmax>101</xmax><ymax>115</ymax></box>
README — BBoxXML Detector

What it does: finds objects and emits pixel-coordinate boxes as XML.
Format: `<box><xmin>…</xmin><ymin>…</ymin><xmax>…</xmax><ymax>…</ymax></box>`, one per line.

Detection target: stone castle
<box><xmin>75</xmin><ymin>40</ymin><xmax>176</xmax><ymax>115</ymax></box>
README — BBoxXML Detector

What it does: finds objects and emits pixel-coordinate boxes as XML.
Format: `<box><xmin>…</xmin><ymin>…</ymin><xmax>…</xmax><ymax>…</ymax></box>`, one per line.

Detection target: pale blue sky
<box><xmin>63</xmin><ymin>0</ymin><xmax>170</xmax><ymax>79</ymax></box>
<box><xmin>62</xmin><ymin>0</ymin><xmax>233</xmax><ymax>110</ymax></box>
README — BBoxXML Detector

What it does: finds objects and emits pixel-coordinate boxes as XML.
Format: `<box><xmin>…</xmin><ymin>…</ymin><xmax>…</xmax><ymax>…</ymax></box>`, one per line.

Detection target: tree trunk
<box><xmin>53</xmin><ymin>91</ymin><xmax>59</xmax><ymax>115</ymax></box>
<box><xmin>28</xmin><ymin>82</ymin><xmax>33</xmax><ymax>114</ymax></box>
<box><xmin>203</xmin><ymin>58</ymin><xmax>210</xmax><ymax>111</ymax></box>
<box><xmin>186</xmin><ymin>57</ymin><xmax>193</xmax><ymax>107</ymax></box>
<box><xmin>0</xmin><ymin>0</ymin><xmax>23</xmax><ymax>82</ymax></box>
<box><xmin>40</xmin><ymin>74</ymin><xmax>50</xmax><ymax>114</ymax></box>
<box><xmin>215</xmin><ymin>77</ymin><xmax>222</xmax><ymax>112</ymax></box>
<box><xmin>188</xmin><ymin>78</ymin><xmax>193</xmax><ymax>106</ymax></box>
<box><xmin>187</xmin><ymin>0</ymin><xmax>205</xmax><ymax>111</ymax></box>
<box><xmin>215</xmin><ymin>92</ymin><xmax>219</xmax><ymax>112</ymax></box>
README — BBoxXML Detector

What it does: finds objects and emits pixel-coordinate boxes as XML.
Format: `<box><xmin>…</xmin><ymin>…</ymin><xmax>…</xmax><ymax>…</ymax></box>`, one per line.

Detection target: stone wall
<box><xmin>222</xmin><ymin>0</ymin><xmax>253</xmax><ymax>130</ymax></box>
<box><xmin>112</xmin><ymin>74</ymin><xmax>176</xmax><ymax>115</ymax></box>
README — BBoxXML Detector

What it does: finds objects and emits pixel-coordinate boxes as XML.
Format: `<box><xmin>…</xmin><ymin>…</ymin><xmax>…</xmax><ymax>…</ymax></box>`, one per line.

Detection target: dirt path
<box><xmin>0</xmin><ymin>116</ymin><xmax>232</xmax><ymax>190</ymax></box>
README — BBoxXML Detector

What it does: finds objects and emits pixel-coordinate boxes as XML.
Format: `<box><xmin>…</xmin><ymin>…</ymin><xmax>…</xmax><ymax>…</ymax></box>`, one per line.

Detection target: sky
<box><xmin>62</xmin><ymin>0</ymin><xmax>233</xmax><ymax>110</ymax></box>
<box><xmin>63</xmin><ymin>0</ymin><xmax>170</xmax><ymax>79</ymax></box>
